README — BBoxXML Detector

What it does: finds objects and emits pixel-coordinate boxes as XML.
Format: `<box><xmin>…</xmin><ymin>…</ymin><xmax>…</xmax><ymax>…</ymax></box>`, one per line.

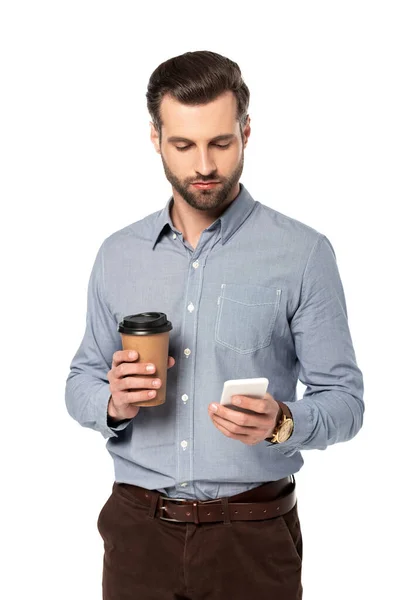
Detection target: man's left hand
<box><xmin>208</xmin><ymin>393</ymin><xmax>282</xmax><ymax>446</ymax></box>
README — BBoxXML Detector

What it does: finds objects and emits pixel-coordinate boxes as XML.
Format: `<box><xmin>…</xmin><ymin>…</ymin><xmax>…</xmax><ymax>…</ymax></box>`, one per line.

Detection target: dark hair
<box><xmin>146</xmin><ymin>50</ymin><xmax>250</xmax><ymax>142</ymax></box>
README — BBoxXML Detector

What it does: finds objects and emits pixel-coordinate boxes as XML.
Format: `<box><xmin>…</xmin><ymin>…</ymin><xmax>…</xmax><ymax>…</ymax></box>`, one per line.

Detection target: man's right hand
<box><xmin>107</xmin><ymin>350</ymin><xmax>176</xmax><ymax>422</ymax></box>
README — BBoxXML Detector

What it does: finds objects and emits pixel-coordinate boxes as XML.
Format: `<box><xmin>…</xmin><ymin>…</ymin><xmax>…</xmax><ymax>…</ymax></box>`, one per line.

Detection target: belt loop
<box><xmin>147</xmin><ymin>491</ymin><xmax>160</xmax><ymax>520</ymax></box>
<box><xmin>192</xmin><ymin>501</ymin><xmax>199</xmax><ymax>525</ymax></box>
<box><xmin>221</xmin><ymin>497</ymin><xmax>232</xmax><ymax>526</ymax></box>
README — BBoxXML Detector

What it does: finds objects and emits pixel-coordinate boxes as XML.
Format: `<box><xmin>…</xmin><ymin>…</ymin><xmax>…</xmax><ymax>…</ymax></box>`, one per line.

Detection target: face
<box><xmin>150</xmin><ymin>91</ymin><xmax>250</xmax><ymax>211</ymax></box>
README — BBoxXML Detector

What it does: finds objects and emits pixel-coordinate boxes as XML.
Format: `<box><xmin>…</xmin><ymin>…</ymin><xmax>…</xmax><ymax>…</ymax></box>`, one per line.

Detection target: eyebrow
<box><xmin>167</xmin><ymin>134</ymin><xmax>236</xmax><ymax>144</ymax></box>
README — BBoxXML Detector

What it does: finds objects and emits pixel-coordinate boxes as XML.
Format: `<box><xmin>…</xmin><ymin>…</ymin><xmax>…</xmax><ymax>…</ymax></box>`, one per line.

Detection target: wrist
<box><xmin>275</xmin><ymin>403</ymin><xmax>284</xmax><ymax>426</ymax></box>
<box><xmin>107</xmin><ymin>394</ymin><xmax>124</xmax><ymax>425</ymax></box>
<box><xmin>107</xmin><ymin>394</ymin><xmax>118</xmax><ymax>418</ymax></box>
<box><xmin>107</xmin><ymin>414</ymin><xmax>127</xmax><ymax>427</ymax></box>
<box><xmin>107</xmin><ymin>394</ymin><xmax>136</xmax><ymax>427</ymax></box>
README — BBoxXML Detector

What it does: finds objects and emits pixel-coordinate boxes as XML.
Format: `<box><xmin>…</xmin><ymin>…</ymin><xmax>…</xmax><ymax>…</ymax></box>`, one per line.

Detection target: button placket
<box><xmin>177</xmin><ymin>237</ymin><xmax>212</xmax><ymax>493</ymax></box>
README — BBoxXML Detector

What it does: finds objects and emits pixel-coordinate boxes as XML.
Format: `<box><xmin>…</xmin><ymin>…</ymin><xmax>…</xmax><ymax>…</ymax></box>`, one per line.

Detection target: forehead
<box><xmin>160</xmin><ymin>91</ymin><xmax>238</xmax><ymax>139</ymax></box>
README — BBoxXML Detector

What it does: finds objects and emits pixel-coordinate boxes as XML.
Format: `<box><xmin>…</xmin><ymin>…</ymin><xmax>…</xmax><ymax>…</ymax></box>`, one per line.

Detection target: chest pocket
<box><xmin>215</xmin><ymin>283</ymin><xmax>281</xmax><ymax>354</ymax></box>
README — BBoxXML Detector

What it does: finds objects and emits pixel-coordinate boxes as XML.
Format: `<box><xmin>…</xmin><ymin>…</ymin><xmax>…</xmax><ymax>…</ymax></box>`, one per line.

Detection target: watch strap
<box><xmin>265</xmin><ymin>400</ymin><xmax>293</xmax><ymax>443</ymax></box>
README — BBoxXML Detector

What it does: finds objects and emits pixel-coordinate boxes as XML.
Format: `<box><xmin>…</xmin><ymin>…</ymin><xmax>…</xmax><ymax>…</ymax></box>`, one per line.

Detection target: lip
<box><xmin>192</xmin><ymin>182</ymin><xmax>220</xmax><ymax>188</ymax></box>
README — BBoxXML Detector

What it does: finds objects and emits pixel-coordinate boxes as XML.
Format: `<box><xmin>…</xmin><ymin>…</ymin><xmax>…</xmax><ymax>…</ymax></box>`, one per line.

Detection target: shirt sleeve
<box><xmin>275</xmin><ymin>234</ymin><xmax>365</xmax><ymax>455</ymax></box>
<box><xmin>65</xmin><ymin>240</ymin><xmax>133</xmax><ymax>439</ymax></box>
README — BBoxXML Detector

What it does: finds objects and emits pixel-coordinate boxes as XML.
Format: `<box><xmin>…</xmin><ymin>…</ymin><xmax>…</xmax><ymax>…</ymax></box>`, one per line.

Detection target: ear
<box><xmin>243</xmin><ymin>115</ymin><xmax>251</xmax><ymax>148</ymax></box>
<box><xmin>150</xmin><ymin>122</ymin><xmax>161</xmax><ymax>154</ymax></box>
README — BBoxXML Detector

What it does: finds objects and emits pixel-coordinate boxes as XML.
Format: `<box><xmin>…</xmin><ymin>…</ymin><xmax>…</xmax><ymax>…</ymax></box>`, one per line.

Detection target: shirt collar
<box><xmin>151</xmin><ymin>182</ymin><xmax>256</xmax><ymax>250</ymax></box>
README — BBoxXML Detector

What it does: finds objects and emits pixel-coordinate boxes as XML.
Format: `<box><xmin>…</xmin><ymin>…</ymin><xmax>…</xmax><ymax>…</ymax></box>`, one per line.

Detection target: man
<box><xmin>65</xmin><ymin>50</ymin><xmax>364</xmax><ymax>599</ymax></box>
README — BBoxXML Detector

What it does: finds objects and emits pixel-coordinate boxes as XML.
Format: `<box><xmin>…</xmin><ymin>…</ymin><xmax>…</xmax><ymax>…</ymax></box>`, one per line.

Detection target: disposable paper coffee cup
<box><xmin>118</xmin><ymin>312</ymin><xmax>173</xmax><ymax>407</ymax></box>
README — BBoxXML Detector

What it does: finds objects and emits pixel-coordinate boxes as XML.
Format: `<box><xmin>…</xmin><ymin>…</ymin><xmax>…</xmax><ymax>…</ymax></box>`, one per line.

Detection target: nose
<box><xmin>194</xmin><ymin>148</ymin><xmax>217</xmax><ymax>177</ymax></box>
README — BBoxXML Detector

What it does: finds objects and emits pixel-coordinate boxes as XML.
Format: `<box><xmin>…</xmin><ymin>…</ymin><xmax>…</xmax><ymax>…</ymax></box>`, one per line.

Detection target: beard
<box><xmin>160</xmin><ymin>148</ymin><xmax>244</xmax><ymax>212</ymax></box>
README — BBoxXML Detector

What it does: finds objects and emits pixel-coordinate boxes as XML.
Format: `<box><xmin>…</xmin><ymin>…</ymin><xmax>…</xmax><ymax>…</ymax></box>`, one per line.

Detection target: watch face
<box><xmin>277</xmin><ymin>419</ymin><xmax>294</xmax><ymax>442</ymax></box>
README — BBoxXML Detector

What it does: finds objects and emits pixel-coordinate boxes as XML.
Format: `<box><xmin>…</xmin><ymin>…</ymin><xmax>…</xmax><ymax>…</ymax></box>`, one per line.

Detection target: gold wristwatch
<box><xmin>265</xmin><ymin>400</ymin><xmax>294</xmax><ymax>444</ymax></box>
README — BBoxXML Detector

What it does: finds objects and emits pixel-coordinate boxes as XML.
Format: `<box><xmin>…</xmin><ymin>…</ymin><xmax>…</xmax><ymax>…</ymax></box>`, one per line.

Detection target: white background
<box><xmin>1</xmin><ymin>1</ymin><xmax>398</xmax><ymax>598</ymax></box>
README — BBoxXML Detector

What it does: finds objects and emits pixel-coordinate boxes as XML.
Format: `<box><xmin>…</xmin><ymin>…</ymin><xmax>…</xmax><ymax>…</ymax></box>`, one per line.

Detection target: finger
<box><xmin>209</xmin><ymin>403</ymin><xmax>268</xmax><ymax>429</ymax></box>
<box><xmin>212</xmin><ymin>416</ymin><xmax>249</xmax><ymax>439</ymax></box>
<box><xmin>112</xmin><ymin>351</ymin><xmax>174</xmax><ymax>371</ymax></box>
<box><xmin>230</xmin><ymin>394</ymin><xmax>272</xmax><ymax>415</ymax></box>
<box><xmin>125</xmin><ymin>389</ymin><xmax>158</xmax><ymax>403</ymax></box>
<box><xmin>119</xmin><ymin>375</ymin><xmax>161</xmax><ymax>392</ymax></box>
<box><xmin>211</xmin><ymin>412</ymin><xmax>259</xmax><ymax>434</ymax></box>
<box><xmin>112</xmin><ymin>349</ymin><xmax>139</xmax><ymax>369</ymax></box>
<box><xmin>111</xmin><ymin>388</ymin><xmax>158</xmax><ymax>407</ymax></box>
<box><xmin>115</xmin><ymin>360</ymin><xmax>157</xmax><ymax>379</ymax></box>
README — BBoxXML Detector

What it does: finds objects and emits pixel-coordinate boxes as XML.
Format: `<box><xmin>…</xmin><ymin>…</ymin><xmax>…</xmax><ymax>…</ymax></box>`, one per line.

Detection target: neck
<box><xmin>170</xmin><ymin>183</ymin><xmax>240</xmax><ymax>245</ymax></box>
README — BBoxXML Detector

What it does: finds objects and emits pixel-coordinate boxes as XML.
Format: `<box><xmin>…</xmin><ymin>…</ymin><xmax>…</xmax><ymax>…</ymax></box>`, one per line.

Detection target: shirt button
<box><xmin>184</xmin><ymin>348</ymin><xmax>191</xmax><ymax>357</ymax></box>
<box><xmin>181</xmin><ymin>394</ymin><xmax>188</xmax><ymax>403</ymax></box>
<box><xmin>192</xmin><ymin>260</ymin><xmax>199</xmax><ymax>269</ymax></box>
<box><xmin>180</xmin><ymin>440</ymin><xmax>188</xmax><ymax>450</ymax></box>
<box><xmin>172</xmin><ymin>233</ymin><xmax>177</xmax><ymax>239</ymax></box>
<box><xmin>187</xmin><ymin>302</ymin><xmax>194</xmax><ymax>312</ymax></box>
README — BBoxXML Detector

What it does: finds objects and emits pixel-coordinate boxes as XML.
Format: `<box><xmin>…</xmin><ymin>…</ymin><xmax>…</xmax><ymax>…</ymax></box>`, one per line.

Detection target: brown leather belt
<box><xmin>114</xmin><ymin>475</ymin><xmax>296</xmax><ymax>524</ymax></box>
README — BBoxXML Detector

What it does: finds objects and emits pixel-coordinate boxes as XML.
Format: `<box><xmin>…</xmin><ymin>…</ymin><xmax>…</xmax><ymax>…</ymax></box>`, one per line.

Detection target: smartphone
<box><xmin>219</xmin><ymin>377</ymin><xmax>269</xmax><ymax>413</ymax></box>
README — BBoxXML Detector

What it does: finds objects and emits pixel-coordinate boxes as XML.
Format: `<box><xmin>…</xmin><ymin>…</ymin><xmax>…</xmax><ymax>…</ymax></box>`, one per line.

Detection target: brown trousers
<box><xmin>97</xmin><ymin>479</ymin><xmax>303</xmax><ymax>599</ymax></box>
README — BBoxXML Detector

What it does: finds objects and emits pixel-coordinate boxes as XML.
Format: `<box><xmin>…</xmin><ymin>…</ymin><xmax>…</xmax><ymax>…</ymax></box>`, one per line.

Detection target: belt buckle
<box><xmin>158</xmin><ymin>495</ymin><xmax>188</xmax><ymax>522</ymax></box>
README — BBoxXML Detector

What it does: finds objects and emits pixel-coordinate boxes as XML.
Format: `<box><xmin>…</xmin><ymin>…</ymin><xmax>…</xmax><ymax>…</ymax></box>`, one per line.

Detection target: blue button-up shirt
<box><xmin>65</xmin><ymin>183</ymin><xmax>364</xmax><ymax>500</ymax></box>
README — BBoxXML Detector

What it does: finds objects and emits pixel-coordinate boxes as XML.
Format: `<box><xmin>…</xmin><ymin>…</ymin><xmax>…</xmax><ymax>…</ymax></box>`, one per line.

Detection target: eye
<box><xmin>175</xmin><ymin>143</ymin><xmax>232</xmax><ymax>152</ymax></box>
